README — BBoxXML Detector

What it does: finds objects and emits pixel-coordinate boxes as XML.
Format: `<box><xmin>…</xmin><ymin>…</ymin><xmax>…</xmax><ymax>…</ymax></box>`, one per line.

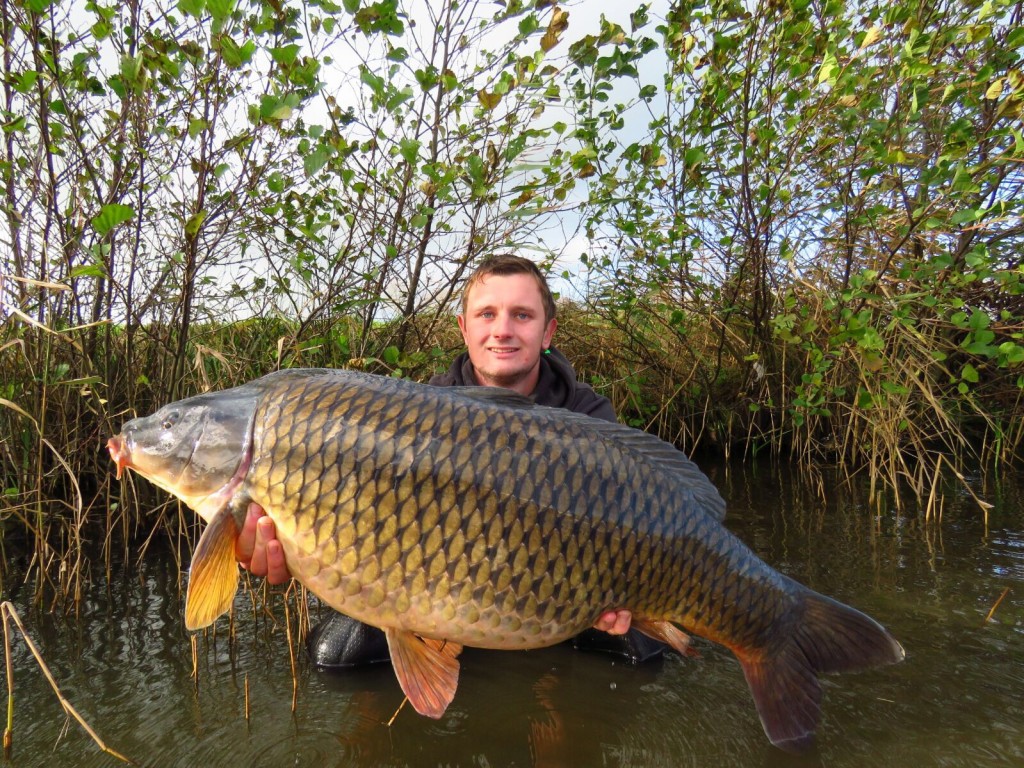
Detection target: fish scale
<box><xmin>108</xmin><ymin>367</ymin><xmax>904</xmax><ymax>750</ymax></box>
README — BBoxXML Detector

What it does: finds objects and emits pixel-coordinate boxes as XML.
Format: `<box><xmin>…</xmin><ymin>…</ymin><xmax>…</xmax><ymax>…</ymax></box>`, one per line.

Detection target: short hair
<box><xmin>461</xmin><ymin>255</ymin><xmax>557</xmax><ymax>323</ymax></box>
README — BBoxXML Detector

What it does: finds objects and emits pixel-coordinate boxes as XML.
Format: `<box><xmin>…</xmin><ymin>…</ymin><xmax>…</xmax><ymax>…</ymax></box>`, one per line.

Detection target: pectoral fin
<box><xmin>184</xmin><ymin>506</ymin><xmax>240</xmax><ymax>630</ymax></box>
<box><xmin>385</xmin><ymin>629</ymin><xmax>461</xmax><ymax>719</ymax></box>
<box><xmin>633</xmin><ymin>618</ymin><xmax>696</xmax><ymax>657</ymax></box>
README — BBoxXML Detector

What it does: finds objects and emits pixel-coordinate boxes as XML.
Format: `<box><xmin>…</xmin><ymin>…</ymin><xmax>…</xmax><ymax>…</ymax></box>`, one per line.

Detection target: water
<box><xmin>2</xmin><ymin>462</ymin><xmax>1021</xmax><ymax>767</ymax></box>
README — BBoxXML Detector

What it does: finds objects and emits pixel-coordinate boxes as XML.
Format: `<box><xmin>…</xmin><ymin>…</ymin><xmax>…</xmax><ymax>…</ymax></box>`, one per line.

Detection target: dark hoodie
<box><xmin>428</xmin><ymin>345</ymin><xmax>617</xmax><ymax>423</ymax></box>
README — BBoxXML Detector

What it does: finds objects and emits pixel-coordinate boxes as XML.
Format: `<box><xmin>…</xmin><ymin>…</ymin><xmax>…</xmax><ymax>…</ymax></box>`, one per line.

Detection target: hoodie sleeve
<box><xmin>567</xmin><ymin>384</ymin><xmax>617</xmax><ymax>423</ymax></box>
<box><xmin>541</xmin><ymin>347</ymin><xmax>618</xmax><ymax>423</ymax></box>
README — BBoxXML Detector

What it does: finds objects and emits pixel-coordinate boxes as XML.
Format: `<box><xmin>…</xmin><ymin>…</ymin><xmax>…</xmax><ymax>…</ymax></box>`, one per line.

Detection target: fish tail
<box><xmin>736</xmin><ymin>589</ymin><xmax>905</xmax><ymax>752</ymax></box>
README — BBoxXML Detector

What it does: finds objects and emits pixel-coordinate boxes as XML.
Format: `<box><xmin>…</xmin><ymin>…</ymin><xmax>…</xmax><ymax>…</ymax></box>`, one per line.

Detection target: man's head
<box><xmin>457</xmin><ymin>255</ymin><xmax>558</xmax><ymax>395</ymax></box>
<box><xmin>461</xmin><ymin>255</ymin><xmax>557</xmax><ymax>325</ymax></box>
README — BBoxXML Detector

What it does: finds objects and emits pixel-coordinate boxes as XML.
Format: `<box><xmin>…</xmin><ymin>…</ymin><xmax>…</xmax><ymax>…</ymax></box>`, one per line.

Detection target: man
<box><xmin>238</xmin><ymin>255</ymin><xmax>663</xmax><ymax>666</ymax></box>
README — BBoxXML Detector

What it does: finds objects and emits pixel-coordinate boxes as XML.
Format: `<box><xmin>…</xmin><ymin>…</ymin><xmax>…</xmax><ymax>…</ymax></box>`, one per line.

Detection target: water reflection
<box><xmin>2</xmin><ymin>461</ymin><xmax>1021</xmax><ymax>767</ymax></box>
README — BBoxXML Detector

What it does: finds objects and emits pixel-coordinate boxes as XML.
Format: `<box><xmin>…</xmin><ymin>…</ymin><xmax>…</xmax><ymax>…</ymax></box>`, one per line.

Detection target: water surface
<box><xmin>3</xmin><ymin>461</ymin><xmax>1021</xmax><ymax>767</ymax></box>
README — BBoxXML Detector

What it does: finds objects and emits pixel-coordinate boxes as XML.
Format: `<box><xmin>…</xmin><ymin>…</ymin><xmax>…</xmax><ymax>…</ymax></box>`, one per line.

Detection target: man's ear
<box><xmin>543</xmin><ymin>317</ymin><xmax>557</xmax><ymax>349</ymax></box>
<box><xmin>457</xmin><ymin>314</ymin><xmax>468</xmax><ymax>341</ymax></box>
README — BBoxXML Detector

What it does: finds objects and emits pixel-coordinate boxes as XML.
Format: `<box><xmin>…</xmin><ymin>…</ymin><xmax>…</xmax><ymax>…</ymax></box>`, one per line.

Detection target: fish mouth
<box><xmin>107</xmin><ymin>435</ymin><xmax>130</xmax><ymax>480</ymax></box>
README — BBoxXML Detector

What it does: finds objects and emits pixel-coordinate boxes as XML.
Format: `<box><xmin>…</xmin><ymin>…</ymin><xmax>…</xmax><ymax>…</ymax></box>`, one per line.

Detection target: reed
<box><xmin>984</xmin><ymin>588</ymin><xmax>1012</xmax><ymax>625</ymax></box>
<box><xmin>0</xmin><ymin>602</ymin><xmax>135</xmax><ymax>764</ymax></box>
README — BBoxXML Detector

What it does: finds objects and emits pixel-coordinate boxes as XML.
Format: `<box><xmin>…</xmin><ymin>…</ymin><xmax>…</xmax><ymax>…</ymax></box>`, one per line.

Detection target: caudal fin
<box><xmin>737</xmin><ymin>589</ymin><xmax>905</xmax><ymax>752</ymax></box>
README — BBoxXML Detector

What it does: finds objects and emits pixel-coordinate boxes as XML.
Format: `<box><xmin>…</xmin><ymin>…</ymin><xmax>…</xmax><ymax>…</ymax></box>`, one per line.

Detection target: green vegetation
<box><xmin>1</xmin><ymin>0</ymin><xmax>1021</xmax><ymax>597</ymax></box>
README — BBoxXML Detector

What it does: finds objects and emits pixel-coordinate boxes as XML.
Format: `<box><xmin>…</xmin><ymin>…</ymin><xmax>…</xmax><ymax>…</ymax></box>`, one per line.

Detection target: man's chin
<box><xmin>476</xmin><ymin>365</ymin><xmax>531</xmax><ymax>389</ymax></box>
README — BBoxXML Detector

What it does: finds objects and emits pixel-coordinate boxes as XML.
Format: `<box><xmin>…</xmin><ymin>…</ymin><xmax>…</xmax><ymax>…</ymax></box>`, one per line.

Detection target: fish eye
<box><xmin>160</xmin><ymin>410</ymin><xmax>179</xmax><ymax>430</ymax></box>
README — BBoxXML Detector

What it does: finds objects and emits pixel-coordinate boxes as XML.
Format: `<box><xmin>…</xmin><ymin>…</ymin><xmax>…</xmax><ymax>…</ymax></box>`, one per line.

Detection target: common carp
<box><xmin>107</xmin><ymin>368</ymin><xmax>904</xmax><ymax>750</ymax></box>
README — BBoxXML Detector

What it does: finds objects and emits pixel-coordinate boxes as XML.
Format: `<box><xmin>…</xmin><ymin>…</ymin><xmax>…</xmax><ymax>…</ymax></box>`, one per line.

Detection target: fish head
<box><xmin>108</xmin><ymin>388</ymin><xmax>258</xmax><ymax>522</ymax></box>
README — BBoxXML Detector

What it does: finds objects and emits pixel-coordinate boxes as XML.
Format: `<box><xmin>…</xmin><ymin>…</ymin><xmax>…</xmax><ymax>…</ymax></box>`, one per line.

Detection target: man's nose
<box><xmin>491</xmin><ymin>313</ymin><xmax>514</xmax><ymax>337</ymax></box>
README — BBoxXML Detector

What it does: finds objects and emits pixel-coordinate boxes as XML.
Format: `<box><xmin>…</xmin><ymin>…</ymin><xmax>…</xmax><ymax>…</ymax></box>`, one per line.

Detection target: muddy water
<box><xmin>2</xmin><ymin>461</ymin><xmax>1021</xmax><ymax>767</ymax></box>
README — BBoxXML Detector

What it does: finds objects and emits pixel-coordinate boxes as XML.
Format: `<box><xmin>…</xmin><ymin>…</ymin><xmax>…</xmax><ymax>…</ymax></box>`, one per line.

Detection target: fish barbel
<box><xmin>107</xmin><ymin>368</ymin><xmax>903</xmax><ymax>750</ymax></box>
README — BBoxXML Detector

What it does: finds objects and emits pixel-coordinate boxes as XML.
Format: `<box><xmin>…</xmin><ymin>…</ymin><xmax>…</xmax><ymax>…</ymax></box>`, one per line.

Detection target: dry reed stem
<box><xmin>386</xmin><ymin>696</ymin><xmax>409</xmax><ymax>727</ymax></box>
<box><xmin>984</xmin><ymin>587</ymin><xmax>1011</xmax><ymax>624</ymax></box>
<box><xmin>284</xmin><ymin>585</ymin><xmax>298</xmax><ymax>713</ymax></box>
<box><xmin>191</xmin><ymin>635</ymin><xmax>199</xmax><ymax>693</ymax></box>
<box><xmin>0</xmin><ymin>602</ymin><xmax>135</xmax><ymax>764</ymax></box>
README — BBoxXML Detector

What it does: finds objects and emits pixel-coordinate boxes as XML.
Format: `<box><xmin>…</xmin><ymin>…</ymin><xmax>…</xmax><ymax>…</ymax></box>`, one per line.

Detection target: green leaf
<box><xmin>219</xmin><ymin>36</ymin><xmax>257</xmax><ymax>68</ymax></box>
<box><xmin>519</xmin><ymin>14</ymin><xmax>540</xmax><ymax>36</ymax></box>
<box><xmin>2</xmin><ymin>116</ymin><xmax>27</xmax><ymax>134</ymax></box>
<box><xmin>968</xmin><ymin>311</ymin><xmax>990</xmax><ymax>331</ymax></box>
<box><xmin>184</xmin><ymin>209</ymin><xmax>207</xmax><ymax>237</ymax></box>
<box><xmin>70</xmin><ymin>263</ymin><xmax>107</xmax><ymax>279</ymax></box>
<box><xmin>999</xmin><ymin>342</ymin><xmax>1024</xmax><ymax>366</ymax></box>
<box><xmin>259</xmin><ymin>94</ymin><xmax>297</xmax><ymax>122</ymax></box>
<box><xmin>683</xmin><ymin>147</ymin><xmax>707</xmax><ymax>166</ymax></box>
<box><xmin>399</xmin><ymin>138</ymin><xmax>420</xmax><ymax>165</ymax></box>
<box><xmin>178</xmin><ymin>0</ymin><xmax>205</xmax><ymax>18</ymax></box>
<box><xmin>818</xmin><ymin>51</ymin><xmax>839</xmax><ymax>86</ymax></box>
<box><xmin>207</xmin><ymin>0</ymin><xmax>234</xmax><ymax>22</ymax></box>
<box><xmin>360</xmin><ymin>66</ymin><xmax>385</xmax><ymax>98</ymax></box>
<box><xmin>304</xmin><ymin>145</ymin><xmax>333</xmax><ymax>176</ymax></box>
<box><xmin>188</xmin><ymin>119</ymin><xmax>208</xmax><ymax>139</ymax></box>
<box><xmin>951</xmin><ymin>207</ymin><xmax>981</xmax><ymax>225</ymax></box>
<box><xmin>13</xmin><ymin>71</ymin><xmax>38</xmax><ymax>94</ymax></box>
<box><xmin>92</xmin><ymin>204</ymin><xmax>135</xmax><ymax>236</ymax></box>
<box><xmin>960</xmin><ymin>363</ymin><xmax>979</xmax><ymax>383</ymax></box>
<box><xmin>267</xmin><ymin>172</ymin><xmax>287</xmax><ymax>193</ymax></box>
<box><xmin>271</xmin><ymin>44</ymin><xmax>301</xmax><ymax>66</ymax></box>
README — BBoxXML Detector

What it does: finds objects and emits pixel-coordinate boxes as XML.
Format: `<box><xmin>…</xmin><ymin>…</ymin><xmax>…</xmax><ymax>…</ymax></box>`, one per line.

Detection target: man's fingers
<box><xmin>264</xmin><ymin>539</ymin><xmax>290</xmax><ymax>585</ymax></box>
<box><xmin>609</xmin><ymin>609</ymin><xmax>632</xmax><ymax>635</ymax></box>
<box><xmin>247</xmin><ymin>515</ymin><xmax>275</xmax><ymax>579</ymax></box>
<box><xmin>236</xmin><ymin>504</ymin><xmax>292</xmax><ymax>584</ymax></box>
<box><xmin>593</xmin><ymin>609</ymin><xmax>632</xmax><ymax>635</ymax></box>
<box><xmin>235</xmin><ymin>503</ymin><xmax>263</xmax><ymax>565</ymax></box>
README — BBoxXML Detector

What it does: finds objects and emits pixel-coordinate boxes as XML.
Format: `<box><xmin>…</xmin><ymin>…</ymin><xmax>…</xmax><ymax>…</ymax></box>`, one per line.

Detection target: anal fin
<box><xmin>633</xmin><ymin>618</ymin><xmax>696</xmax><ymax>657</ymax></box>
<box><xmin>185</xmin><ymin>507</ymin><xmax>241</xmax><ymax>630</ymax></box>
<box><xmin>385</xmin><ymin>629</ymin><xmax>461</xmax><ymax>719</ymax></box>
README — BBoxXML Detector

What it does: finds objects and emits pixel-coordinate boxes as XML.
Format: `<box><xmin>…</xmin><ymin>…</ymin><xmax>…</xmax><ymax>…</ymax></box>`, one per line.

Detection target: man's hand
<box><xmin>235</xmin><ymin>503</ymin><xmax>634</xmax><ymax>636</ymax></box>
<box><xmin>236</xmin><ymin>503</ymin><xmax>291</xmax><ymax>585</ymax></box>
<box><xmin>594</xmin><ymin>609</ymin><xmax>632</xmax><ymax>635</ymax></box>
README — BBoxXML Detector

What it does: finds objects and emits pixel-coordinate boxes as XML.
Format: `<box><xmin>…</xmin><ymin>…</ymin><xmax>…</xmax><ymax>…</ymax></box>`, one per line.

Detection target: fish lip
<box><xmin>107</xmin><ymin>435</ymin><xmax>129</xmax><ymax>480</ymax></box>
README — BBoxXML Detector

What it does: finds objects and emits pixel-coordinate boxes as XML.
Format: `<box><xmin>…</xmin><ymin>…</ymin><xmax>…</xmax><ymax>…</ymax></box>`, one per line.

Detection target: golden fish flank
<box><xmin>108</xmin><ymin>368</ymin><xmax>904</xmax><ymax>752</ymax></box>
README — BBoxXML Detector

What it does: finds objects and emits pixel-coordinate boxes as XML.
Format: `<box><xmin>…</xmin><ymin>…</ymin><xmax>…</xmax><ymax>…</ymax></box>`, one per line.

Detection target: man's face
<box><xmin>458</xmin><ymin>273</ymin><xmax>557</xmax><ymax>394</ymax></box>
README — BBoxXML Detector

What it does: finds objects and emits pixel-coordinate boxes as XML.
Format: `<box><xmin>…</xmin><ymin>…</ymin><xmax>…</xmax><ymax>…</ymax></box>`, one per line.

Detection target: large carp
<box><xmin>107</xmin><ymin>368</ymin><xmax>903</xmax><ymax>750</ymax></box>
